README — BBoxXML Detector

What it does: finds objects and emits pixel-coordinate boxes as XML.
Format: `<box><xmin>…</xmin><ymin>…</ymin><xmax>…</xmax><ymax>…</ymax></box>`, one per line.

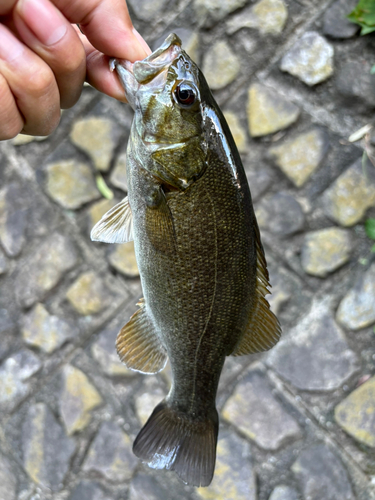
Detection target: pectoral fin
<box><xmin>91</xmin><ymin>197</ymin><xmax>133</xmax><ymax>244</ymax></box>
<box><xmin>145</xmin><ymin>191</ymin><xmax>176</xmax><ymax>255</ymax></box>
<box><xmin>231</xmin><ymin>223</ymin><xmax>281</xmax><ymax>356</ymax></box>
<box><xmin>116</xmin><ymin>298</ymin><xmax>167</xmax><ymax>374</ymax></box>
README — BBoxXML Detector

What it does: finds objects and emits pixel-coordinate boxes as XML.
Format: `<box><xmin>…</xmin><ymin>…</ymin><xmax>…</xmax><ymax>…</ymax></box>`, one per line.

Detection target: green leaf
<box><xmin>371</xmin><ymin>243</ymin><xmax>375</xmax><ymax>253</ymax></box>
<box><xmin>348</xmin><ymin>0</ymin><xmax>375</xmax><ymax>33</ymax></box>
<box><xmin>371</xmin><ymin>65</ymin><xmax>375</xmax><ymax>74</ymax></box>
<box><xmin>96</xmin><ymin>174</ymin><xmax>114</xmax><ymax>200</ymax></box>
<box><xmin>365</xmin><ymin>218</ymin><xmax>375</xmax><ymax>240</ymax></box>
<box><xmin>361</xmin><ymin>25</ymin><xmax>375</xmax><ymax>34</ymax></box>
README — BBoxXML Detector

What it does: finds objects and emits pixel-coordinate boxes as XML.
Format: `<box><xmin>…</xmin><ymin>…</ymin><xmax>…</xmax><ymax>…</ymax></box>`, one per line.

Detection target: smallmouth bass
<box><xmin>91</xmin><ymin>33</ymin><xmax>281</xmax><ymax>487</ymax></box>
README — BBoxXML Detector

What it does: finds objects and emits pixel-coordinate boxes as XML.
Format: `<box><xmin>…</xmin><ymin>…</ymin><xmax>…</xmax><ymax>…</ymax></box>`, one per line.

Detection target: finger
<box><xmin>13</xmin><ymin>0</ymin><xmax>86</xmax><ymax>109</ymax></box>
<box><xmin>0</xmin><ymin>24</ymin><xmax>60</xmax><ymax>136</ymax></box>
<box><xmin>50</xmin><ymin>0</ymin><xmax>151</xmax><ymax>61</ymax></box>
<box><xmin>76</xmin><ymin>29</ymin><xmax>127</xmax><ymax>102</ymax></box>
<box><xmin>0</xmin><ymin>1</ymin><xmax>17</xmax><ymax>15</ymax></box>
<box><xmin>0</xmin><ymin>73</ymin><xmax>24</xmax><ymax>139</ymax></box>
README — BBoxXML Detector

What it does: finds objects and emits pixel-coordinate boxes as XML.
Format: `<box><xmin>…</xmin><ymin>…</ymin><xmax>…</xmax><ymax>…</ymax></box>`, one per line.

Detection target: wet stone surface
<box><xmin>66</xmin><ymin>271</ymin><xmax>111</xmax><ymax>316</ymax></box>
<box><xmin>194</xmin><ymin>0</ymin><xmax>247</xmax><ymax>28</ymax></box>
<box><xmin>0</xmin><ymin>183</ymin><xmax>28</xmax><ymax>257</ymax></box>
<box><xmin>322</xmin><ymin>0</ymin><xmax>359</xmax><ymax>39</ymax></box>
<box><xmin>291</xmin><ymin>443</ymin><xmax>355</xmax><ymax>500</ymax></box>
<box><xmin>222</xmin><ymin>369</ymin><xmax>301</xmax><ymax>450</ymax></box>
<box><xmin>68</xmin><ymin>480</ymin><xmax>114</xmax><ymax>500</ymax></box>
<box><xmin>268</xmin><ymin>485</ymin><xmax>299</xmax><ymax>500</ymax></box>
<box><xmin>227</xmin><ymin>0</ymin><xmax>288</xmax><ymax>36</ymax></box>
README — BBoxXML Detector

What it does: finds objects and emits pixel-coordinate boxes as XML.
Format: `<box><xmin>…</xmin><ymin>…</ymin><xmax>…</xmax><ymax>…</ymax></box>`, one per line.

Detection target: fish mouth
<box><xmin>111</xmin><ymin>33</ymin><xmax>182</xmax><ymax>107</ymax></box>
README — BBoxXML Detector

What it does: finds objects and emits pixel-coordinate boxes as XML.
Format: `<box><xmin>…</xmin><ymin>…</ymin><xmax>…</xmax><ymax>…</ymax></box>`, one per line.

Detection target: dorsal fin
<box><xmin>116</xmin><ymin>298</ymin><xmax>168</xmax><ymax>374</ymax></box>
<box><xmin>231</xmin><ymin>222</ymin><xmax>281</xmax><ymax>356</ymax></box>
<box><xmin>91</xmin><ymin>196</ymin><xmax>133</xmax><ymax>244</ymax></box>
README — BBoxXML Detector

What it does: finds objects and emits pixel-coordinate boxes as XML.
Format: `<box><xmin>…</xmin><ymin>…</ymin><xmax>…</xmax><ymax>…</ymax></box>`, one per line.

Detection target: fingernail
<box><xmin>0</xmin><ymin>25</ymin><xmax>24</xmax><ymax>63</ymax></box>
<box><xmin>132</xmin><ymin>28</ymin><xmax>152</xmax><ymax>57</ymax></box>
<box><xmin>17</xmin><ymin>0</ymin><xmax>67</xmax><ymax>46</ymax></box>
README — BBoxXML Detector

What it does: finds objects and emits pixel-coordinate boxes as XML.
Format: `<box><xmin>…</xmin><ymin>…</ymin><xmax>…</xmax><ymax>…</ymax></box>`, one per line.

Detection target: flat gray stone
<box><xmin>336</xmin><ymin>60</ymin><xmax>375</xmax><ymax>107</ymax></box>
<box><xmin>59</xmin><ymin>365</ymin><xmax>102</xmax><ymax>435</ymax></box>
<box><xmin>22</xmin><ymin>403</ymin><xmax>76</xmax><ymax>490</ymax></box>
<box><xmin>0</xmin><ymin>350</ymin><xmax>41</xmax><ymax>411</ymax></box>
<box><xmin>45</xmin><ymin>159</ymin><xmax>100</xmax><ymax>209</ymax></box>
<box><xmin>222</xmin><ymin>370</ymin><xmax>301</xmax><ymax>450</ymax></box>
<box><xmin>322</xmin><ymin>158</ymin><xmax>375</xmax><ymax>226</ymax></box>
<box><xmin>291</xmin><ymin>443</ymin><xmax>355</xmax><ymax>500</ymax></box>
<box><xmin>280</xmin><ymin>31</ymin><xmax>334</xmax><ymax>86</ymax></box>
<box><xmin>83</xmin><ymin>421</ymin><xmax>137</xmax><ymax>482</ymax></box>
<box><xmin>91</xmin><ymin>320</ymin><xmax>135</xmax><ymax>377</ymax></box>
<box><xmin>128</xmin><ymin>0</ymin><xmax>170</xmax><ymax>21</ymax></box>
<box><xmin>109</xmin><ymin>151</ymin><xmax>128</xmax><ymax>192</ymax></box>
<box><xmin>301</xmin><ymin>227</ymin><xmax>352</xmax><ymax>277</ymax></box>
<box><xmin>267</xmin><ymin>298</ymin><xmax>359</xmax><ymax>391</ymax></box>
<box><xmin>336</xmin><ymin>263</ymin><xmax>375</xmax><ymax>330</ymax></box>
<box><xmin>323</xmin><ymin>0</ymin><xmax>359</xmax><ymax>38</ymax></box>
<box><xmin>108</xmin><ymin>242</ymin><xmax>139</xmax><ymax>278</ymax></box>
<box><xmin>334</xmin><ymin>375</ymin><xmax>375</xmax><ymax>447</ymax></box>
<box><xmin>0</xmin><ymin>308</ymin><xmax>16</xmax><ymax>361</ymax></box>
<box><xmin>203</xmin><ymin>41</ymin><xmax>240</xmax><ymax>90</ymax></box>
<box><xmin>227</xmin><ymin>0</ymin><xmax>288</xmax><ymax>35</ymax></box>
<box><xmin>0</xmin><ymin>183</ymin><xmax>28</xmax><ymax>257</ymax></box>
<box><xmin>197</xmin><ymin>429</ymin><xmax>256</xmax><ymax>500</ymax></box>
<box><xmin>194</xmin><ymin>0</ymin><xmax>247</xmax><ymax>28</ymax></box>
<box><xmin>0</xmin><ymin>452</ymin><xmax>17</xmax><ymax>500</ymax></box>
<box><xmin>66</xmin><ymin>271</ymin><xmax>110</xmax><ymax>316</ymax></box>
<box><xmin>247</xmin><ymin>83</ymin><xmax>300</xmax><ymax>137</ymax></box>
<box><xmin>268</xmin><ymin>485</ymin><xmax>299</xmax><ymax>500</ymax></box>
<box><xmin>135</xmin><ymin>378</ymin><xmax>167</xmax><ymax>427</ymax></box>
<box><xmin>269</xmin><ymin>128</ymin><xmax>329</xmax><ymax>187</ymax></box>
<box><xmin>246</xmin><ymin>166</ymin><xmax>273</xmax><ymax>202</ymax></box>
<box><xmin>0</xmin><ymin>248</ymin><xmax>7</xmax><ymax>274</ymax></box>
<box><xmin>129</xmin><ymin>474</ymin><xmax>171</xmax><ymax>500</ymax></box>
<box><xmin>256</xmin><ymin>193</ymin><xmax>305</xmax><ymax>236</ymax></box>
<box><xmin>22</xmin><ymin>303</ymin><xmax>78</xmax><ymax>353</ymax></box>
<box><xmin>68</xmin><ymin>480</ymin><xmax>113</xmax><ymax>500</ymax></box>
<box><xmin>223</xmin><ymin>111</ymin><xmax>248</xmax><ymax>153</ymax></box>
<box><xmin>15</xmin><ymin>234</ymin><xmax>78</xmax><ymax>308</ymax></box>
<box><xmin>70</xmin><ymin>117</ymin><xmax>121</xmax><ymax>172</ymax></box>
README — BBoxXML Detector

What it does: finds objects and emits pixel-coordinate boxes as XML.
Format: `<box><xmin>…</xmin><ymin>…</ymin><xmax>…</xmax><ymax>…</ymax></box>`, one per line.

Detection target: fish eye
<box><xmin>174</xmin><ymin>83</ymin><xmax>196</xmax><ymax>107</ymax></box>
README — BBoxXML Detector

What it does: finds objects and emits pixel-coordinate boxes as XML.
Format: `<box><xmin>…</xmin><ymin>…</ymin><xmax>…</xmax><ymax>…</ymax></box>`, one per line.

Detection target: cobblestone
<box><xmin>83</xmin><ymin>421</ymin><xmax>138</xmax><ymax>482</ymax></box>
<box><xmin>222</xmin><ymin>369</ymin><xmax>301</xmax><ymax>450</ymax></box>
<box><xmin>336</xmin><ymin>264</ymin><xmax>375</xmax><ymax>330</ymax></box>
<box><xmin>291</xmin><ymin>443</ymin><xmax>355</xmax><ymax>500</ymax></box>
<box><xmin>280</xmin><ymin>32</ymin><xmax>334</xmax><ymax>86</ymax></box>
<box><xmin>335</xmin><ymin>376</ymin><xmax>375</xmax><ymax>447</ymax></box>
<box><xmin>1</xmin><ymin>3</ymin><xmax>375</xmax><ymax>499</ymax></box>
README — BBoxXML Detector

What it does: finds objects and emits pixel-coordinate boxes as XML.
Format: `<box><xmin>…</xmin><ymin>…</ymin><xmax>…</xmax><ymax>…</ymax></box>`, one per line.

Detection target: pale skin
<box><xmin>0</xmin><ymin>0</ymin><xmax>151</xmax><ymax>140</ymax></box>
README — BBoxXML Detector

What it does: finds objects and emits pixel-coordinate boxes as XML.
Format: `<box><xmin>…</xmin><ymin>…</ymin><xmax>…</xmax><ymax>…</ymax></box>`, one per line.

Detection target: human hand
<box><xmin>0</xmin><ymin>0</ymin><xmax>151</xmax><ymax>140</ymax></box>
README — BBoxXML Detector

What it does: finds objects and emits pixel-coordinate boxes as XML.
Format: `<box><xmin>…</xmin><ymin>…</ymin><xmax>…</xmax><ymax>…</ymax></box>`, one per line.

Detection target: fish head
<box><xmin>113</xmin><ymin>33</ymin><xmax>203</xmax><ymax>145</ymax></box>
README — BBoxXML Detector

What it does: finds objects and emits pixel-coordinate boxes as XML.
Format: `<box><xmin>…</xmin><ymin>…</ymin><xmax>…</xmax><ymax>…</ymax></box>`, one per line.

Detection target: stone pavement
<box><xmin>1</xmin><ymin>0</ymin><xmax>375</xmax><ymax>499</ymax></box>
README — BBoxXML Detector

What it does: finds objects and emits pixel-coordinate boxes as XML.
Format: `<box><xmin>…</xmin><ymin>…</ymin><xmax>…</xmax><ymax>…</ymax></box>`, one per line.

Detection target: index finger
<box><xmin>50</xmin><ymin>0</ymin><xmax>150</xmax><ymax>61</ymax></box>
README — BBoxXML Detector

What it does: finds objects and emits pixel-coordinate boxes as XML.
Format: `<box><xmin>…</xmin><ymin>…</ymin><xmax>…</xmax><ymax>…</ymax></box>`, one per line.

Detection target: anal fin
<box><xmin>231</xmin><ymin>222</ymin><xmax>281</xmax><ymax>356</ymax></box>
<box><xmin>116</xmin><ymin>298</ymin><xmax>167</xmax><ymax>374</ymax></box>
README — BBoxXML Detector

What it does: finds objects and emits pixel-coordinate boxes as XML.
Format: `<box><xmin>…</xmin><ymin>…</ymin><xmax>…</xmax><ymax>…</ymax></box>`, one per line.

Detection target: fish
<box><xmin>91</xmin><ymin>33</ymin><xmax>281</xmax><ymax>487</ymax></box>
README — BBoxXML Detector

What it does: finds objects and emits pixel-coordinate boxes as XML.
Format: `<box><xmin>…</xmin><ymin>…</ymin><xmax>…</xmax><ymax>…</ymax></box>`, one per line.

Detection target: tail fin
<box><xmin>133</xmin><ymin>399</ymin><xmax>218</xmax><ymax>487</ymax></box>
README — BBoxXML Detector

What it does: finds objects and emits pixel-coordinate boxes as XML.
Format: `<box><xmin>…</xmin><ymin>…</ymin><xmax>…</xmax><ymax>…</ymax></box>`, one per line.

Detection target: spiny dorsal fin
<box><xmin>231</xmin><ymin>222</ymin><xmax>281</xmax><ymax>356</ymax></box>
<box><xmin>91</xmin><ymin>197</ymin><xmax>133</xmax><ymax>244</ymax></box>
<box><xmin>116</xmin><ymin>298</ymin><xmax>168</xmax><ymax>374</ymax></box>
